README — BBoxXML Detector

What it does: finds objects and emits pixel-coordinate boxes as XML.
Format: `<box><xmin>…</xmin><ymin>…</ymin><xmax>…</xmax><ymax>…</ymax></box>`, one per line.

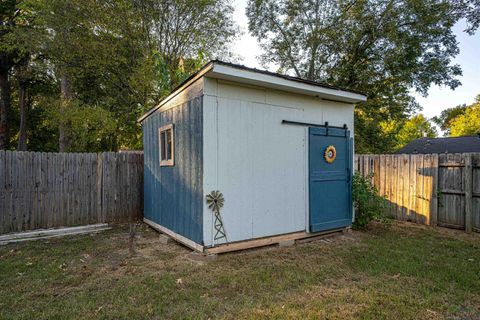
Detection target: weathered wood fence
<box><xmin>355</xmin><ymin>153</ymin><xmax>480</xmax><ymax>233</ymax></box>
<box><xmin>0</xmin><ymin>151</ymin><xmax>143</xmax><ymax>235</ymax></box>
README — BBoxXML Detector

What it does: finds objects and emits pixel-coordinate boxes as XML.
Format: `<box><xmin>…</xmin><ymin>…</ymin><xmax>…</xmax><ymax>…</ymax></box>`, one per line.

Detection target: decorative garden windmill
<box><xmin>206</xmin><ymin>190</ymin><xmax>227</xmax><ymax>241</ymax></box>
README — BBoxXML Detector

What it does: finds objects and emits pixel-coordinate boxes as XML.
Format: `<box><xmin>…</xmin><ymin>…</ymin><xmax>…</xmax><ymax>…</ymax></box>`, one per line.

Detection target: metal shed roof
<box><xmin>138</xmin><ymin>60</ymin><xmax>367</xmax><ymax>122</ymax></box>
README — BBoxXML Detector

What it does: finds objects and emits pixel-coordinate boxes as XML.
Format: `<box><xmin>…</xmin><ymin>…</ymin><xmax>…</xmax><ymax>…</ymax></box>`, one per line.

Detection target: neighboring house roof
<box><xmin>396</xmin><ymin>135</ymin><xmax>480</xmax><ymax>154</ymax></box>
<box><xmin>138</xmin><ymin>60</ymin><xmax>367</xmax><ymax>123</ymax></box>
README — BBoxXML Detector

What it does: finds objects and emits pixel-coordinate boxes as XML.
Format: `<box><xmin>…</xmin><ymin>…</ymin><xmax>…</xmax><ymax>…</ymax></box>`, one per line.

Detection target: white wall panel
<box><xmin>217</xmin><ymin>80</ymin><xmax>267</xmax><ymax>104</ymax></box>
<box><xmin>202</xmin><ymin>94</ymin><xmax>217</xmax><ymax>246</ymax></box>
<box><xmin>203</xmin><ymin>78</ymin><xmax>355</xmax><ymax>245</ymax></box>
<box><xmin>215</xmin><ymin>99</ymin><xmax>305</xmax><ymax>243</ymax></box>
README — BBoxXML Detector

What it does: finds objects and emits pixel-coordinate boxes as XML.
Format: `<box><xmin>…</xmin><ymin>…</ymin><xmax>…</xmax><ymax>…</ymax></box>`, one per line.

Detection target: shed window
<box><xmin>159</xmin><ymin>124</ymin><xmax>174</xmax><ymax>166</ymax></box>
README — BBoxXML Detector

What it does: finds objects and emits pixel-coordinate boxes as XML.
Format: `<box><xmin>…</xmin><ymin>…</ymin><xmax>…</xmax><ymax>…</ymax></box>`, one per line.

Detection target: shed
<box><xmin>139</xmin><ymin>60</ymin><xmax>367</xmax><ymax>253</ymax></box>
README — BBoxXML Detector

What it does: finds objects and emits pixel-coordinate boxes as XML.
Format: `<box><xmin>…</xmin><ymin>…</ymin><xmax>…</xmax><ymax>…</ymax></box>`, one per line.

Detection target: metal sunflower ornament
<box><xmin>324</xmin><ymin>145</ymin><xmax>337</xmax><ymax>164</ymax></box>
<box><xmin>206</xmin><ymin>190</ymin><xmax>227</xmax><ymax>241</ymax></box>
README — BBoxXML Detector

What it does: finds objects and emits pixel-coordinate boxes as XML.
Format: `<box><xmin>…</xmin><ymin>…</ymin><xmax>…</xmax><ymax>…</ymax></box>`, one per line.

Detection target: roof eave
<box><xmin>137</xmin><ymin>61</ymin><xmax>214</xmax><ymax>123</ymax></box>
<box><xmin>209</xmin><ymin>63</ymin><xmax>367</xmax><ymax>103</ymax></box>
<box><xmin>138</xmin><ymin>60</ymin><xmax>367</xmax><ymax>123</ymax></box>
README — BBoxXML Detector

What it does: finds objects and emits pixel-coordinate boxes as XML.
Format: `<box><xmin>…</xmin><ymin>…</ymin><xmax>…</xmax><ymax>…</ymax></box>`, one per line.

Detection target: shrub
<box><xmin>352</xmin><ymin>173</ymin><xmax>387</xmax><ymax>229</ymax></box>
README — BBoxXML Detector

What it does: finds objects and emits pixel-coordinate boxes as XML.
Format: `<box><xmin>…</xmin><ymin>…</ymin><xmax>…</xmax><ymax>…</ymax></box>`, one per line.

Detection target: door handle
<box><xmin>346</xmin><ymin>168</ymin><xmax>351</xmax><ymax>183</ymax></box>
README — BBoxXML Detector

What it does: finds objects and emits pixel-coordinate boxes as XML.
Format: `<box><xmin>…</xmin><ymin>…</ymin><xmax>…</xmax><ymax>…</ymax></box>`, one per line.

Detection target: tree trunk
<box><xmin>59</xmin><ymin>70</ymin><xmax>72</xmax><ymax>152</ymax></box>
<box><xmin>17</xmin><ymin>81</ymin><xmax>28</xmax><ymax>151</ymax></box>
<box><xmin>0</xmin><ymin>68</ymin><xmax>11</xmax><ymax>150</ymax></box>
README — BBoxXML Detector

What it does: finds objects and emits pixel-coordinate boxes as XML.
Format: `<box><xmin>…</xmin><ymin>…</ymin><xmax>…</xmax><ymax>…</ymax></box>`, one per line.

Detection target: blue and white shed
<box><xmin>139</xmin><ymin>61</ymin><xmax>366</xmax><ymax>253</ymax></box>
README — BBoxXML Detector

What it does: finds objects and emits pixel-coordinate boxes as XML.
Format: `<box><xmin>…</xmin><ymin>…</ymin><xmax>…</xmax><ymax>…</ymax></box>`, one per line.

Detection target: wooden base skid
<box><xmin>205</xmin><ymin>227</ymin><xmax>347</xmax><ymax>254</ymax></box>
<box><xmin>144</xmin><ymin>218</ymin><xmax>348</xmax><ymax>255</ymax></box>
<box><xmin>143</xmin><ymin>218</ymin><xmax>204</xmax><ymax>252</ymax></box>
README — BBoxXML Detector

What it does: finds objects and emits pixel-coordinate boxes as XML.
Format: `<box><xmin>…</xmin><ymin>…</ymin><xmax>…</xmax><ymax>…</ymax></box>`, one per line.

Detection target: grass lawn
<box><xmin>0</xmin><ymin>222</ymin><xmax>479</xmax><ymax>319</ymax></box>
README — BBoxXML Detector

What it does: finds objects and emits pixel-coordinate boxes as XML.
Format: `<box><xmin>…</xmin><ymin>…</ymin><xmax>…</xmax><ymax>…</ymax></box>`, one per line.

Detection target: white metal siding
<box><xmin>202</xmin><ymin>78</ymin><xmax>354</xmax><ymax>246</ymax></box>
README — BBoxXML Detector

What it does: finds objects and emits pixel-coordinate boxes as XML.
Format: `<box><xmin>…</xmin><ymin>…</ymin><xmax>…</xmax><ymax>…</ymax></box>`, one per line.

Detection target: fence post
<box><xmin>464</xmin><ymin>153</ymin><xmax>473</xmax><ymax>233</ymax></box>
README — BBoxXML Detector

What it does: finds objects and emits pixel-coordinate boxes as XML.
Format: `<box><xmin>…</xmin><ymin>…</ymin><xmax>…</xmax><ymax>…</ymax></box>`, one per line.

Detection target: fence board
<box><xmin>415</xmin><ymin>155</ymin><xmax>424</xmax><ymax>224</ymax></box>
<box><xmin>0</xmin><ymin>151</ymin><xmax>5</xmax><ymax>234</ymax></box>
<box><xmin>3</xmin><ymin>151</ymin><xmax>477</xmax><ymax>235</ymax></box>
<box><xmin>430</xmin><ymin>154</ymin><xmax>439</xmax><ymax>226</ymax></box>
<box><xmin>464</xmin><ymin>154</ymin><xmax>473</xmax><ymax>233</ymax></box>
<box><xmin>473</xmin><ymin>154</ymin><xmax>480</xmax><ymax>231</ymax></box>
<box><xmin>0</xmin><ymin>151</ymin><xmax>143</xmax><ymax>235</ymax></box>
<box><xmin>401</xmin><ymin>154</ymin><xmax>409</xmax><ymax>221</ymax></box>
<box><xmin>356</xmin><ymin>153</ymin><xmax>479</xmax><ymax>233</ymax></box>
<box><xmin>408</xmin><ymin>155</ymin><xmax>416</xmax><ymax>221</ymax></box>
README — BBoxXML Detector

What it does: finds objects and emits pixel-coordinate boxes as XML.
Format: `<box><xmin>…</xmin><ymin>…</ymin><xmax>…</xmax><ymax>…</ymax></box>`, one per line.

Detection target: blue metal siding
<box><xmin>143</xmin><ymin>96</ymin><xmax>203</xmax><ymax>244</ymax></box>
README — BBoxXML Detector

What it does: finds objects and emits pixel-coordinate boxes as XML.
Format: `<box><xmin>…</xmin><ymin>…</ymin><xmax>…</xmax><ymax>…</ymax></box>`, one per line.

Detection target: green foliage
<box><xmin>246</xmin><ymin>0</ymin><xmax>476</xmax><ymax>153</ymax></box>
<box><xmin>0</xmin><ymin>0</ymin><xmax>45</xmax><ymax>149</ymax></box>
<box><xmin>450</xmin><ymin>101</ymin><xmax>480</xmax><ymax>136</ymax></box>
<box><xmin>463</xmin><ymin>0</ymin><xmax>480</xmax><ymax>34</ymax></box>
<box><xmin>432</xmin><ymin>104</ymin><xmax>468</xmax><ymax>135</ymax></box>
<box><xmin>395</xmin><ymin>114</ymin><xmax>437</xmax><ymax>149</ymax></box>
<box><xmin>352</xmin><ymin>173</ymin><xmax>387</xmax><ymax>229</ymax></box>
<box><xmin>2</xmin><ymin>0</ymin><xmax>238</xmax><ymax>152</ymax></box>
<box><xmin>432</xmin><ymin>94</ymin><xmax>480</xmax><ymax>137</ymax></box>
<box><xmin>49</xmin><ymin>101</ymin><xmax>118</xmax><ymax>152</ymax></box>
<box><xmin>152</xmin><ymin>52</ymin><xmax>208</xmax><ymax>97</ymax></box>
<box><xmin>3</xmin><ymin>0</ymin><xmax>478</xmax><ymax>152</ymax></box>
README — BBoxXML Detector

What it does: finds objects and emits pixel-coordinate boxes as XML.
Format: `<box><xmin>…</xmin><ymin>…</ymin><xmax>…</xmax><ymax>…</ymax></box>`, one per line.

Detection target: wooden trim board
<box><xmin>158</xmin><ymin>123</ymin><xmax>175</xmax><ymax>167</ymax></box>
<box><xmin>0</xmin><ymin>224</ymin><xmax>111</xmax><ymax>245</ymax></box>
<box><xmin>143</xmin><ymin>218</ymin><xmax>204</xmax><ymax>252</ymax></box>
<box><xmin>205</xmin><ymin>228</ymin><xmax>347</xmax><ymax>254</ymax></box>
<box><xmin>144</xmin><ymin>218</ymin><xmax>347</xmax><ymax>254</ymax></box>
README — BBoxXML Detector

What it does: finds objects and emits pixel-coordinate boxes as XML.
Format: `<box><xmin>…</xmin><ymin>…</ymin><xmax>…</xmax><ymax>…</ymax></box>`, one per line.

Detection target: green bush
<box><xmin>352</xmin><ymin>173</ymin><xmax>387</xmax><ymax>229</ymax></box>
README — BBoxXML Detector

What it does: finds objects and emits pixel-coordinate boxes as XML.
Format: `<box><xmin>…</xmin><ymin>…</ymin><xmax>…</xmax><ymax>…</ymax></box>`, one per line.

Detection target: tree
<box><xmin>463</xmin><ymin>0</ymin><xmax>480</xmax><ymax>34</ymax></box>
<box><xmin>432</xmin><ymin>95</ymin><xmax>480</xmax><ymax>137</ymax></box>
<box><xmin>12</xmin><ymin>61</ymin><xmax>58</xmax><ymax>152</ymax></box>
<box><xmin>30</xmin><ymin>0</ymin><xmax>134</xmax><ymax>151</ymax></box>
<box><xmin>0</xmin><ymin>0</ymin><xmax>20</xmax><ymax>149</ymax></box>
<box><xmin>246</xmin><ymin>0</ymin><xmax>476</xmax><ymax>153</ymax></box>
<box><xmin>395</xmin><ymin>114</ymin><xmax>437</xmax><ymax>149</ymax></box>
<box><xmin>136</xmin><ymin>0</ymin><xmax>238</xmax><ymax>89</ymax></box>
<box><xmin>432</xmin><ymin>104</ymin><xmax>468</xmax><ymax>136</ymax></box>
<box><xmin>1</xmin><ymin>0</ymin><xmax>48</xmax><ymax>150</ymax></box>
<box><xmin>15</xmin><ymin>57</ymin><xmax>29</xmax><ymax>151</ymax></box>
<box><xmin>13</xmin><ymin>0</ymin><xmax>238</xmax><ymax>152</ymax></box>
<box><xmin>449</xmin><ymin>96</ymin><xmax>480</xmax><ymax>136</ymax></box>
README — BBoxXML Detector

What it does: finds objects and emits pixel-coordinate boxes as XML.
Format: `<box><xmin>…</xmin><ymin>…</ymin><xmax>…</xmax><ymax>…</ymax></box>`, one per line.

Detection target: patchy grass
<box><xmin>0</xmin><ymin>222</ymin><xmax>479</xmax><ymax>319</ymax></box>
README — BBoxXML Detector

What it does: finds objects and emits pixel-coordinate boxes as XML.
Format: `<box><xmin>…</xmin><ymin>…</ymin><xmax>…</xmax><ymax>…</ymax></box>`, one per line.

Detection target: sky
<box><xmin>231</xmin><ymin>0</ymin><xmax>480</xmax><ymax>121</ymax></box>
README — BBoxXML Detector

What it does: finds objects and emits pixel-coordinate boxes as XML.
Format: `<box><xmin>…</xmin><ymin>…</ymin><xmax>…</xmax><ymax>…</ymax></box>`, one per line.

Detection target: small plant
<box><xmin>352</xmin><ymin>173</ymin><xmax>387</xmax><ymax>229</ymax></box>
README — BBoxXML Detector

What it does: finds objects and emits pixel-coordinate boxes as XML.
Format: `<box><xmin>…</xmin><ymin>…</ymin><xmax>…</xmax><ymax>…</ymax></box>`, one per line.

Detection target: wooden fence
<box><xmin>0</xmin><ymin>151</ymin><xmax>143</xmax><ymax>235</ymax></box>
<box><xmin>355</xmin><ymin>153</ymin><xmax>480</xmax><ymax>233</ymax></box>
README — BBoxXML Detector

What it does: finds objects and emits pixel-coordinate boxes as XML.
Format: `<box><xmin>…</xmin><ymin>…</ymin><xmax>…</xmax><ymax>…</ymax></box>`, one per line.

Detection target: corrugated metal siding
<box><xmin>143</xmin><ymin>96</ymin><xmax>203</xmax><ymax>244</ymax></box>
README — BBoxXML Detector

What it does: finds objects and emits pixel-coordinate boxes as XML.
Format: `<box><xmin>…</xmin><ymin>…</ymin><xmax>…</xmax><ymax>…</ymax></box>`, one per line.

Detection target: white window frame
<box><xmin>159</xmin><ymin>123</ymin><xmax>174</xmax><ymax>166</ymax></box>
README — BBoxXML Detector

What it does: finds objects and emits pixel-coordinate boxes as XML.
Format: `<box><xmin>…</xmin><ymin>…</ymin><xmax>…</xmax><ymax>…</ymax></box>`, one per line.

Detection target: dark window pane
<box><xmin>166</xmin><ymin>129</ymin><xmax>172</xmax><ymax>160</ymax></box>
<box><xmin>160</xmin><ymin>131</ymin><xmax>166</xmax><ymax>160</ymax></box>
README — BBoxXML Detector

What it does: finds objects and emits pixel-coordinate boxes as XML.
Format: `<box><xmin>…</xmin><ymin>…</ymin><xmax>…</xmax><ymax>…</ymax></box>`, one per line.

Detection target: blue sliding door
<box><xmin>309</xmin><ymin>127</ymin><xmax>353</xmax><ymax>232</ymax></box>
